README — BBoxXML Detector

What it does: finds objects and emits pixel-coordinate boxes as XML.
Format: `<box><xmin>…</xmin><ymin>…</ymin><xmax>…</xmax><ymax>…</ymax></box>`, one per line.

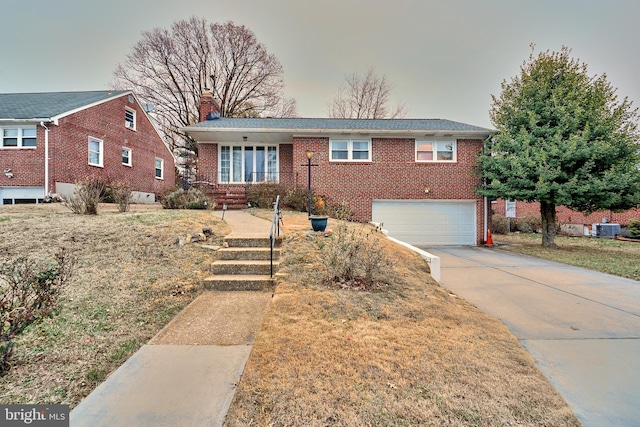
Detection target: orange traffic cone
<box><xmin>485</xmin><ymin>230</ymin><xmax>494</xmax><ymax>246</ymax></box>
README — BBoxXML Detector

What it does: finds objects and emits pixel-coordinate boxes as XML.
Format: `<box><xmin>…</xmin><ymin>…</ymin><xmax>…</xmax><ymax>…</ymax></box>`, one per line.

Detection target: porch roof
<box><xmin>184</xmin><ymin>117</ymin><xmax>492</xmax><ymax>143</ymax></box>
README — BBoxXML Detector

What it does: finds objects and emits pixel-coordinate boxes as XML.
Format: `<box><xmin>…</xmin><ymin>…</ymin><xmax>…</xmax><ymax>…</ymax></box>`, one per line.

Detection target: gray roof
<box><xmin>189</xmin><ymin>117</ymin><xmax>491</xmax><ymax>132</ymax></box>
<box><xmin>0</xmin><ymin>90</ymin><xmax>130</xmax><ymax>120</ymax></box>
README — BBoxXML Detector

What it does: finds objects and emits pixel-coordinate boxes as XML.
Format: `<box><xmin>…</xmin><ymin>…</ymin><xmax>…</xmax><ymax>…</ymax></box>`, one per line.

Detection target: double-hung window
<box><xmin>330</xmin><ymin>139</ymin><xmax>371</xmax><ymax>161</ymax></box>
<box><xmin>122</xmin><ymin>147</ymin><xmax>132</xmax><ymax>166</ymax></box>
<box><xmin>155</xmin><ymin>158</ymin><xmax>164</xmax><ymax>179</ymax></box>
<box><xmin>125</xmin><ymin>108</ymin><xmax>136</xmax><ymax>130</ymax></box>
<box><xmin>88</xmin><ymin>136</ymin><xmax>103</xmax><ymax>167</ymax></box>
<box><xmin>1</xmin><ymin>127</ymin><xmax>37</xmax><ymax>148</ymax></box>
<box><xmin>416</xmin><ymin>140</ymin><xmax>456</xmax><ymax>162</ymax></box>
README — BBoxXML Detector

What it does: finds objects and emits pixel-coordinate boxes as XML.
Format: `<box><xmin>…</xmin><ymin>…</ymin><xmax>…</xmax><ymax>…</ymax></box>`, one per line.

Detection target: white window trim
<box><xmin>329</xmin><ymin>139</ymin><xmax>371</xmax><ymax>162</ymax></box>
<box><xmin>1</xmin><ymin>126</ymin><xmax>37</xmax><ymax>149</ymax></box>
<box><xmin>88</xmin><ymin>136</ymin><xmax>104</xmax><ymax>167</ymax></box>
<box><xmin>415</xmin><ymin>139</ymin><xmax>457</xmax><ymax>163</ymax></box>
<box><xmin>125</xmin><ymin>107</ymin><xmax>136</xmax><ymax>131</ymax></box>
<box><xmin>217</xmin><ymin>144</ymin><xmax>280</xmax><ymax>184</ymax></box>
<box><xmin>122</xmin><ymin>147</ymin><xmax>132</xmax><ymax>167</ymax></box>
<box><xmin>155</xmin><ymin>157</ymin><xmax>164</xmax><ymax>180</ymax></box>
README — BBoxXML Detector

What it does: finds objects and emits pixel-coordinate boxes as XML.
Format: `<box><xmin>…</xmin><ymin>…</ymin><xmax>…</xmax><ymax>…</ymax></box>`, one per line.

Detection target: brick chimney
<box><xmin>199</xmin><ymin>92</ymin><xmax>220</xmax><ymax>122</ymax></box>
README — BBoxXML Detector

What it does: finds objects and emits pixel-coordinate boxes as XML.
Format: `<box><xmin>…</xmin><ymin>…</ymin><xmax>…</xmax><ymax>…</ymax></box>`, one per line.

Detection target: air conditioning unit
<box><xmin>125</xmin><ymin>121</ymin><xmax>134</xmax><ymax>129</ymax></box>
<box><xmin>592</xmin><ymin>223</ymin><xmax>621</xmax><ymax>238</ymax></box>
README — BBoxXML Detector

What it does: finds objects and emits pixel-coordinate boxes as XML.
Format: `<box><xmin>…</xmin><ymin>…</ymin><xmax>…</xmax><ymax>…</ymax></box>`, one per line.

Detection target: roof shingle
<box><xmin>190</xmin><ymin>117</ymin><xmax>490</xmax><ymax>132</ymax></box>
<box><xmin>0</xmin><ymin>90</ymin><xmax>129</xmax><ymax>120</ymax></box>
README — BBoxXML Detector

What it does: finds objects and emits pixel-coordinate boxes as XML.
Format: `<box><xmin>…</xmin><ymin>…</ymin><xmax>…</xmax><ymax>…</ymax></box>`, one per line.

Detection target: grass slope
<box><xmin>226</xmin><ymin>212</ymin><xmax>580</xmax><ymax>426</ymax></box>
<box><xmin>0</xmin><ymin>204</ymin><xmax>227</xmax><ymax>406</ymax></box>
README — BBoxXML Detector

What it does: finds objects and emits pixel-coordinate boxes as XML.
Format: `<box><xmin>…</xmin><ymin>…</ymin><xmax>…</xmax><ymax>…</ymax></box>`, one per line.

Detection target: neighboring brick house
<box><xmin>185</xmin><ymin>95</ymin><xmax>492</xmax><ymax>245</ymax></box>
<box><xmin>492</xmin><ymin>199</ymin><xmax>640</xmax><ymax>227</ymax></box>
<box><xmin>0</xmin><ymin>90</ymin><xmax>175</xmax><ymax>204</ymax></box>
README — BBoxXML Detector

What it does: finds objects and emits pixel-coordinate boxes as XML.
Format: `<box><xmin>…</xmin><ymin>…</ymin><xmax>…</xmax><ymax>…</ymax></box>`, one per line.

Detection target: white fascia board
<box><xmin>0</xmin><ymin>118</ymin><xmax>57</xmax><ymax>125</ymax></box>
<box><xmin>184</xmin><ymin>126</ymin><xmax>490</xmax><ymax>141</ymax></box>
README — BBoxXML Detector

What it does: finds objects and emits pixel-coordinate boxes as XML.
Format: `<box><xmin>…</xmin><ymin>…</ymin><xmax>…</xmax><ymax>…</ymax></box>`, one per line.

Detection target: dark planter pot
<box><xmin>309</xmin><ymin>215</ymin><xmax>329</xmax><ymax>232</ymax></box>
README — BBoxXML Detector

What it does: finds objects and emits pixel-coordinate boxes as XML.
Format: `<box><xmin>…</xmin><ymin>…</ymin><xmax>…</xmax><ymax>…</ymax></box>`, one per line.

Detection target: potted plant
<box><xmin>309</xmin><ymin>215</ymin><xmax>329</xmax><ymax>232</ymax></box>
<box><xmin>309</xmin><ymin>194</ymin><xmax>328</xmax><ymax>231</ymax></box>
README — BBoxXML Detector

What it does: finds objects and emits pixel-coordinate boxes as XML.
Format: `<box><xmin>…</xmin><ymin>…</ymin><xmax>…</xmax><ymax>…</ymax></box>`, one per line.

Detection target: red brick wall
<box><xmin>197</xmin><ymin>144</ymin><xmax>218</xmax><ymax>183</ymax></box>
<box><xmin>194</xmin><ymin>136</ymin><xmax>488</xmax><ymax>244</ymax></box>
<box><xmin>292</xmin><ymin>137</ymin><xmax>486</xmax><ymax>244</ymax></box>
<box><xmin>279</xmin><ymin>144</ymin><xmax>294</xmax><ymax>187</ymax></box>
<box><xmin>0</xmin><ymin>127</ymin><xmax>45</xmax><ymax>187</ymax></box>
<box><xmin>47</xmin><ymin>94</ymin><xmax>175</xmax><ymax>195</ymax></box>
<box><xmin>493</xmin><ymin>199</ymin><xmax>640</xmax><ymax>226</ymax></box>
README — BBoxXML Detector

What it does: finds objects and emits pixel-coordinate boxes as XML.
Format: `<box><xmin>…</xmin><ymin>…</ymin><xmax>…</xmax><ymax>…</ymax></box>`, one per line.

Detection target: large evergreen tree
<box><xmin>480</xmin><ymin>46</ymin><xmax>640</xmax><ymax>246</ymax></box>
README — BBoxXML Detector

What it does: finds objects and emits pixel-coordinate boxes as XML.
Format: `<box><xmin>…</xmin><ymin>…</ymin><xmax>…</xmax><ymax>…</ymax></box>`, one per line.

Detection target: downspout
<box><xmin>484</xmin><ymin>189</ymin><xmax>488</xmax><ymax>243</ymax></box>
<box><xmin>40</xmin><ymin>122</ymin><xmax>49</xmax><ymax>197</ymax></box>
<box><xmin>482</xmin><ymin>136</ymin><xmax>489</xmax><ymax>243</ymax></box>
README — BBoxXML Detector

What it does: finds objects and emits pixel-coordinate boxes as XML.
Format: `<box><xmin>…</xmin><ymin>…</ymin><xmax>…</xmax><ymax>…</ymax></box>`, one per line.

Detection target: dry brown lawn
<box><xmin>226</xmin><ymin>210</ymin><xmax>580</xmax><ymax>426</ymax></box>
<box><xmin>0</xmin><ymin>203</ymin><xmax>228</xmax><ymax>406</ymax></box>
<box><xmin>495</xmin><ymin>232</ymin><xmax>640</xmax><ymax>281</ymax></box>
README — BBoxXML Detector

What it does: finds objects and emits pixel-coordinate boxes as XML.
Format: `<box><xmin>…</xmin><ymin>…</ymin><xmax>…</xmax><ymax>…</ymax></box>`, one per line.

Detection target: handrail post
<box><xmin>269</xmin><ymin>195</ymin><xmax>281</xmax><ymax>278</ymax></box>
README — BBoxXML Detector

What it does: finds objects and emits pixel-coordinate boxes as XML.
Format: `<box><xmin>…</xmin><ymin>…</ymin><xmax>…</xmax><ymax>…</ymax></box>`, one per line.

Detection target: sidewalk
<box><xmin>70</xmin><ymin>210</ymin><xmax>274</xmax><ymax>427</ymax></box>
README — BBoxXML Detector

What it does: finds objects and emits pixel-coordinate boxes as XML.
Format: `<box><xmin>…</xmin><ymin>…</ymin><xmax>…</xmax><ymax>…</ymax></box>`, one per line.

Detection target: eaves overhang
<box><xmin>183</xmin><ymin>126</ymin><xmax>492</xmax><ymax>144</ymax></box>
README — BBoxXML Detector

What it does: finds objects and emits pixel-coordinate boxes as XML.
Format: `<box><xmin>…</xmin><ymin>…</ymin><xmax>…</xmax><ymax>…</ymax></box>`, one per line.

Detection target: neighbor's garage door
<box><xmin>372</xmin><ymin>200</ymin><xmax>477</xmax><ymax>246</ymax></box>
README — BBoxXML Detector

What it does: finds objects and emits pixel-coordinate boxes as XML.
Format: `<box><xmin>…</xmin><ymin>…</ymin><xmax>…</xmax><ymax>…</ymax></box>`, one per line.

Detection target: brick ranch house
<box><xmin>184</xmin><ymin>94</ymin><xmax>492</xmax><ymax>246</ymax></box>
<box><xmin>0</xmin><ymin>90</ymin><xmax>175</xmax><ymax>204</ymax></box>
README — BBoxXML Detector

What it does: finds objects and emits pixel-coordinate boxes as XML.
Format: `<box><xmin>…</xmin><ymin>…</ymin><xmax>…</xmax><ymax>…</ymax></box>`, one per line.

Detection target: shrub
<box><xmin>0</xmin><ymin>249</ymin><xmax>75</xmax><ymax>374</ymax></box>
<box><xmin>282</xmin><ymin>186</ymin><xmax>309</xmax><ymax>212</ymax></box>
<box><xmin>160</xmin><ymin>188</ymin><xmax>212</xmax><ymax>210</ymax></box>
<box><xmin>63</xmin><ymin>177</ymin><xmax>106</xmax><ymax>214</ymax></box>
<box><xmin>246</xmin><ymin>183</ymin><xmax>288</xmax><ymax>208</ymax></box>
<box><xmin>108</xmin><ymin>182</ymin><xmax>133</xmax><ymax>213</ymax></box>
<box><xmin>491</xmin><ymin>214</ymin><xmax>509</xmax><ymax>234</ymax></box>
<box><xmin>282</xmin><ymin>187</ymin><xmax>355</xmax><ymax>220</ymax></box>
<box><xmin>318</xmin><ymin>222</ymin><xmax>392</xmax><ymax>290</ymax></box>
<box><xmin>325</xmin><ymin>200</ymin><xmax>355</xmax><ymax>221</ymax></box>
<box><xmin>492</xmin><ymin>214</ymin><xmax>544</xmax><ymax>234</ymax></box>
<box><xmin>628</xmin><ymin>218</ymin><xmax>640</xmax><ymax>239</ymax></box>
<box><xmin>515</xmin><ymin>215</ymin><xmax>542</xmax><ymax>233</ymax></box>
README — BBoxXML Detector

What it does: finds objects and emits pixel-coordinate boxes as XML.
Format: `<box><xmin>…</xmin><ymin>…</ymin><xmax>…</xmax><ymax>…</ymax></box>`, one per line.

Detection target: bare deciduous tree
<box><xmin>112</xmin><ymin>17</ymin><xmax>296</xmax><ymax>156</ymax></box>
<box><xmin>329</xmin><ymin>68</ymin><xmax>407</xmax><ymax>119</ymax></box>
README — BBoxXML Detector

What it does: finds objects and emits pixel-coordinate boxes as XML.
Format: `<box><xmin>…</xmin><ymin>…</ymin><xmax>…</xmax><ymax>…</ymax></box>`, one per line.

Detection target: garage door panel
<box><xmin>372</xmin><ymin>200</ymin><xmax>476</xmax><ymax>246</ymax></box>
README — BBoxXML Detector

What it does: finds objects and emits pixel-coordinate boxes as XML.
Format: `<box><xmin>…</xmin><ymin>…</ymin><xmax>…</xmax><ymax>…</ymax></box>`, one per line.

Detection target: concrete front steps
<box><xmin>203</xmin><ymin>236</ymin><xmax>282</xmax><ymax>291</ymax></box>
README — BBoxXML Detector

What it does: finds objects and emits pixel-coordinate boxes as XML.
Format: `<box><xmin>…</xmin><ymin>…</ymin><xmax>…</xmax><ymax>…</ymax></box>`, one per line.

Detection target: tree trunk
<box><xmin>540</xmin><ymin>201</ymin><xmax>557</xmax><ymax>247</ymax></box>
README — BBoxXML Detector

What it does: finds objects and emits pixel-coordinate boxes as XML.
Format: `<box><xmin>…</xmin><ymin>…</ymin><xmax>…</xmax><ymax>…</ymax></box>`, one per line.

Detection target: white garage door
<box><xmin>372</xmin><ymin>200</ymin><xmax>477</xmax><ymax>246</ymax></box>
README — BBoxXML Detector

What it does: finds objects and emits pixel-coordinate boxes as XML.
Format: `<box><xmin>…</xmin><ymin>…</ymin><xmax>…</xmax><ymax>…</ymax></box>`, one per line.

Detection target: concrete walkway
<box><xmin>71</xmin><ymin>210</ymin><xmax>274</xmax><ymax>427</ymax></box>
<box><xmin>425</xmin><ymin>245</ymin><xmax>640</xmax><ymax>427</ymax></box>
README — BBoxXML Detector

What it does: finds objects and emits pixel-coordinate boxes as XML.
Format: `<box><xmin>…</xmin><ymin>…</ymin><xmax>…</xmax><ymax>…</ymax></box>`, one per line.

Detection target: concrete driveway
<box><xmin>424</xmin><ymin>246</ymin><xmax>640</xmax><ymax>427</ymax></box>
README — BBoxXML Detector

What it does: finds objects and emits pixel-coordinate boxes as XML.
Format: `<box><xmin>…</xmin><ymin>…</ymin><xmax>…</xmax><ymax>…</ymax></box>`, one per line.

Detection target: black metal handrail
<box><xmin>269</xmin><ymin>195</ymin><xmax>282</xmax><ymax>278</ymax></box>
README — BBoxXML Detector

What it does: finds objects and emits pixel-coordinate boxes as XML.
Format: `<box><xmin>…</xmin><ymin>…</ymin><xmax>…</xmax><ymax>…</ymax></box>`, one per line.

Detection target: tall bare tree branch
<box><xmin>329</xmin><ymin>67</ymin><xmax>407</xmax><ymax>119</ymax></box>
<box><xmin>112</xmin><ymin>17</ymin><xmax>296</xmax><ymax>158</ymax></box>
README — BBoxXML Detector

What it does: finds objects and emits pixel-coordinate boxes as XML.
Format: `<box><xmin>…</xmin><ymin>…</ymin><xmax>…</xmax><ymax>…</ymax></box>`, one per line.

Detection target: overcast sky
<box><xmin>1</xmin><ymin>0</ymin><xmax>638</xmax><ymax>128</ymax></box>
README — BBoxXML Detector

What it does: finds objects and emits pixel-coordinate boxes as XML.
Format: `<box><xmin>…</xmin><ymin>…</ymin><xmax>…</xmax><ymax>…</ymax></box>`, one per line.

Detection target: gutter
<box><xmin>183</xmin><ymin>126</ymin><xmax>491</xmax><ymax>138</ymax></box>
